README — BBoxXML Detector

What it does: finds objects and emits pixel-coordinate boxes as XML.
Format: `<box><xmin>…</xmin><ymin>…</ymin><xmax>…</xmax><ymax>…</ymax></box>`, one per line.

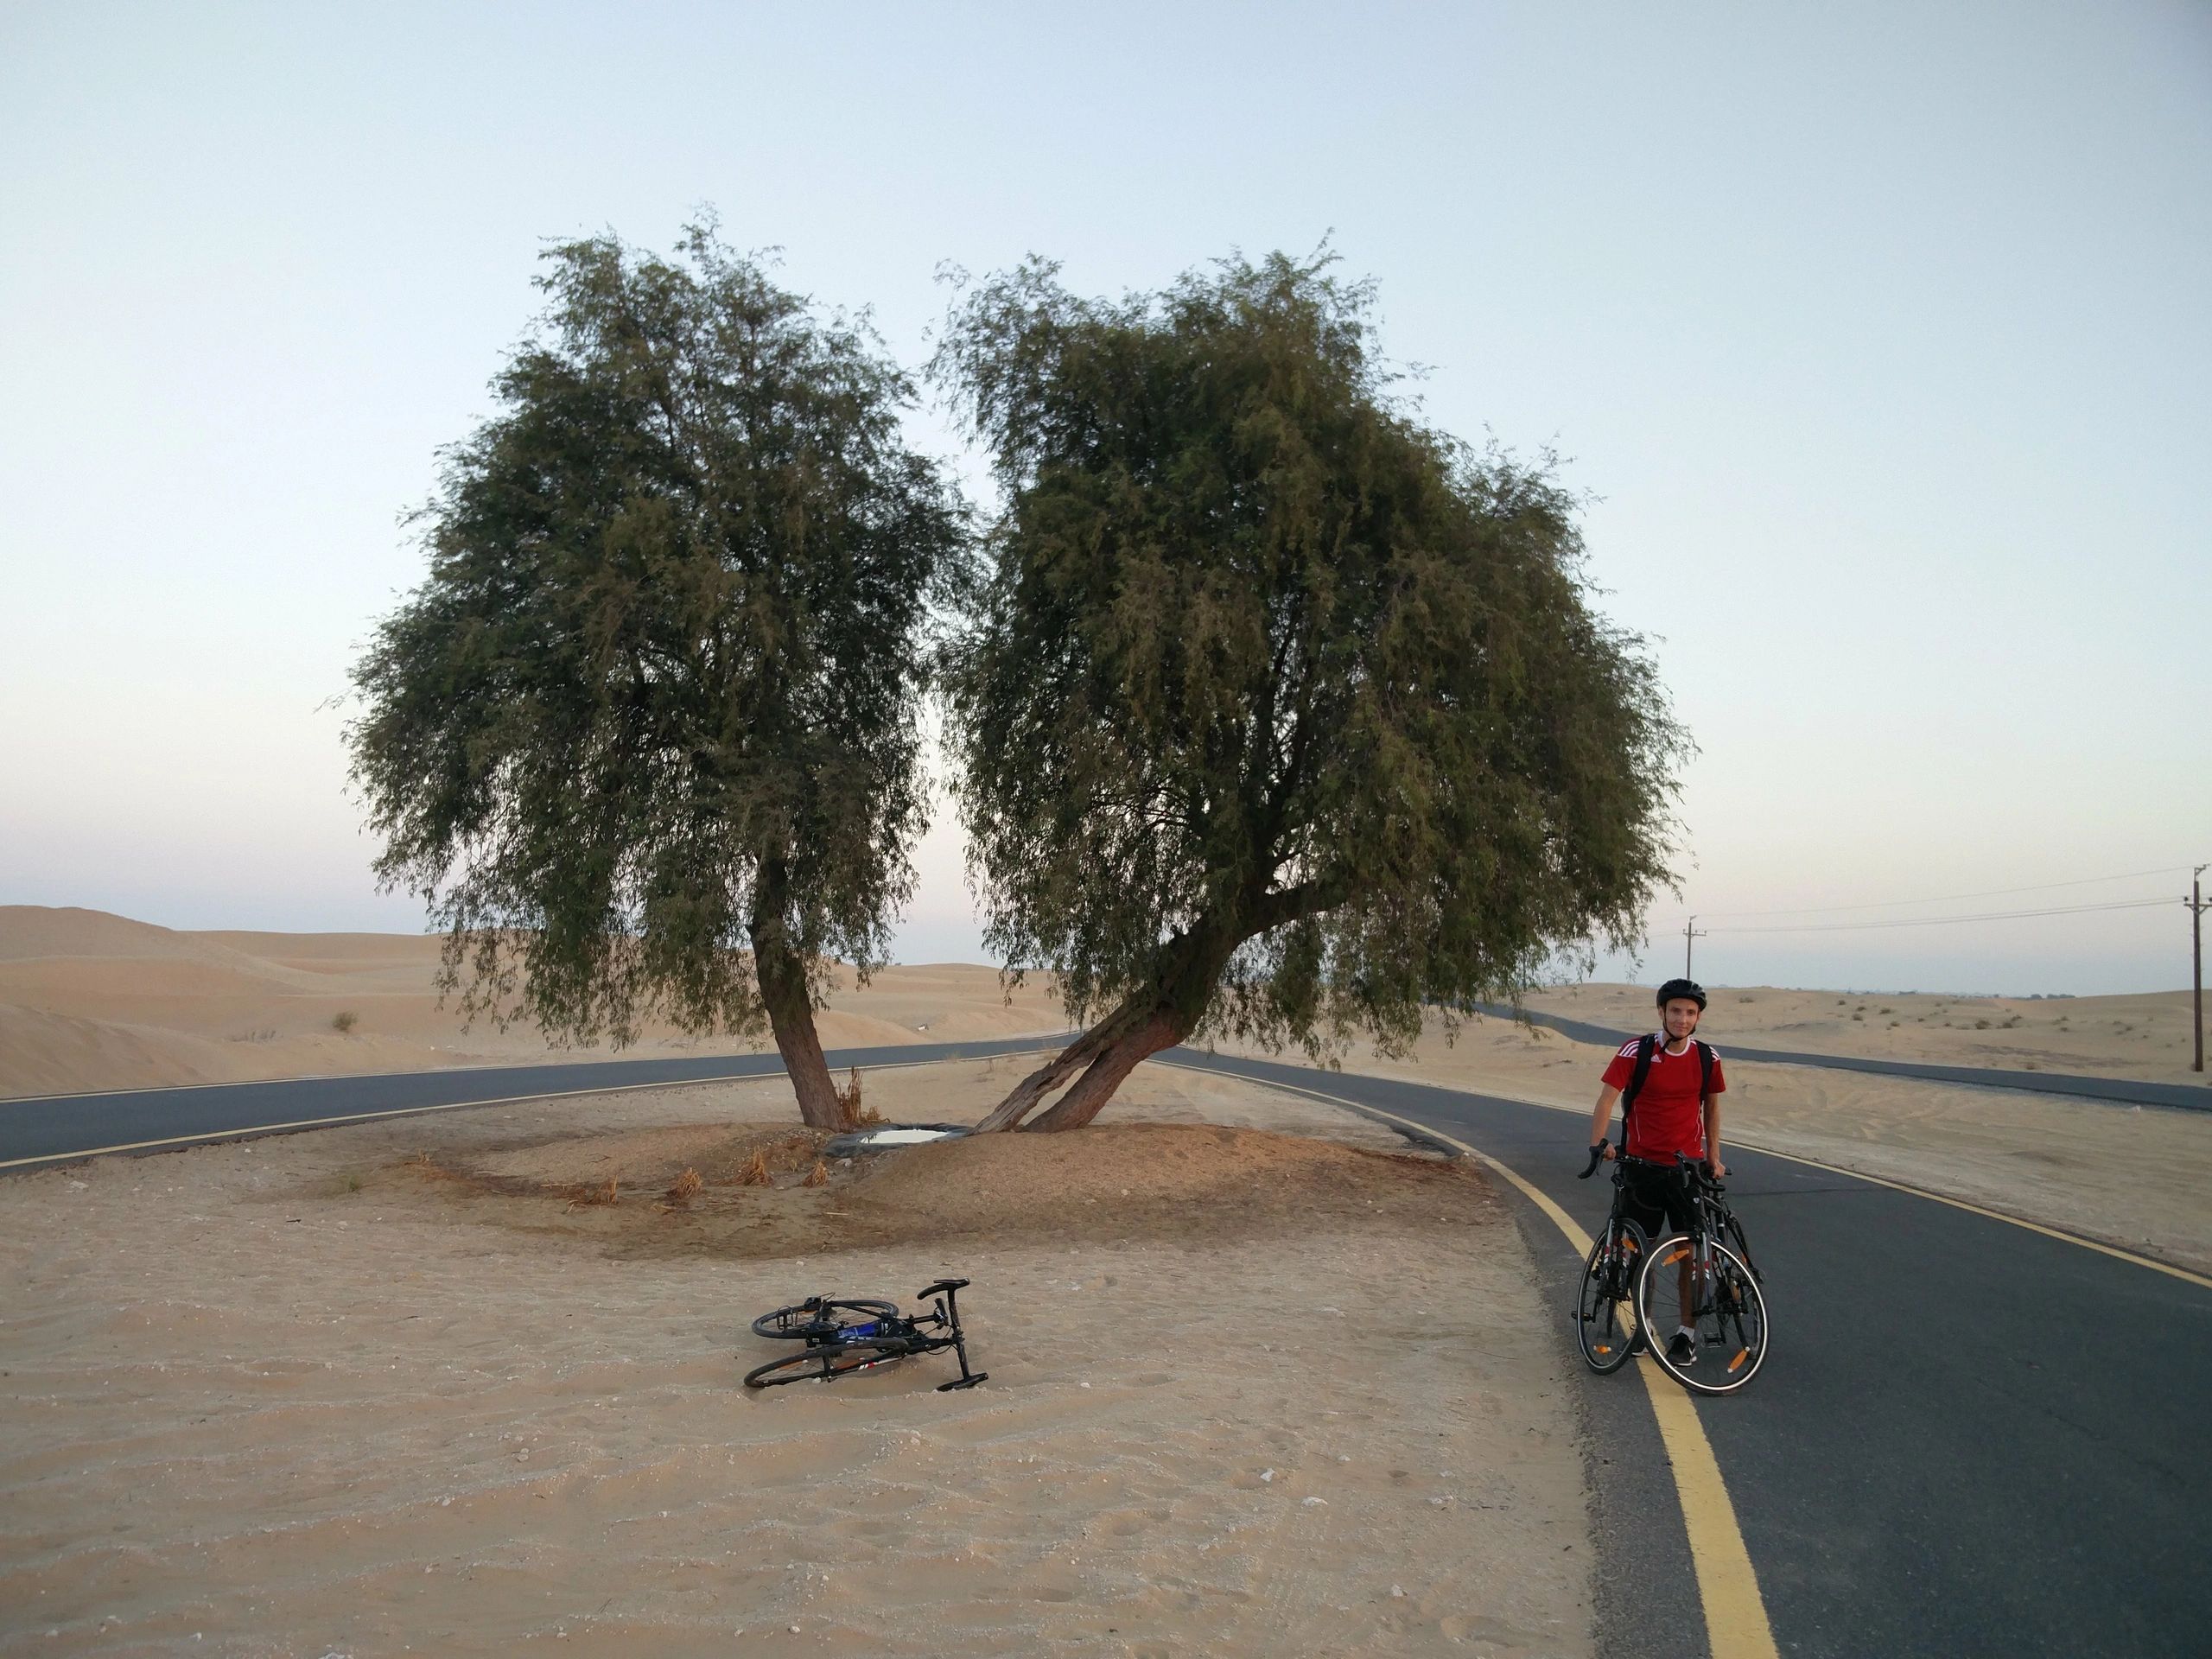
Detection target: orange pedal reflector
<box><xmin>1728</xmin><ymin>1350</ymin><xmax>1749</xmax><ymax>1373</ymax></box>
<box><xmin>1662</xmin><ymin>1248</ymin><xmax>1689</xmax><ymax>1266</ymax></box>
<box><xmin>1595</xmin><ymin>1344</ymin><xmax>1612</xmax><ymax>1355</ymax></box>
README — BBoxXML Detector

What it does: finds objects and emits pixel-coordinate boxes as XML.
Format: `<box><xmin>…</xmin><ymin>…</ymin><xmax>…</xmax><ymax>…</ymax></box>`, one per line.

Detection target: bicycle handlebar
<box><xmin>1578</xmin><ymin>1140</ymin><xmax>1609</xmax><ymax>1179</ymax></box>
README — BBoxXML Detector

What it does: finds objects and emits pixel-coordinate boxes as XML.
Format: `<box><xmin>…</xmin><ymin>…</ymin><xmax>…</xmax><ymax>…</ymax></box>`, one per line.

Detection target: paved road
<box><xmin>1471</xmin><ymin>1001</ymin><xmax>2212</xmax><ymax>1113</ymax></box>
<box><xmin>1172</xmin><ymin>1047</ymin><xmax>2212</xmax><ymax>1658</ymax></box>
<box><xmin>6</xmin><ymin>1039</ymin><xmax>2206</xmax><ymax>1655</ymax></box>
<box><xmin>0</xmin><ymin>1034</ymin><xmax>1078</xmax><ymax>1173</ymax></box>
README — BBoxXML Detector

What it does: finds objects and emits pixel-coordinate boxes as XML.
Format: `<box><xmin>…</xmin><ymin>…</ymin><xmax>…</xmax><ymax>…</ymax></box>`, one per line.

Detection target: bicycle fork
<box><xmin>931</xmin><ymin>1283</ymin><xmax>988</xmax><ymax>1392</ymax></box>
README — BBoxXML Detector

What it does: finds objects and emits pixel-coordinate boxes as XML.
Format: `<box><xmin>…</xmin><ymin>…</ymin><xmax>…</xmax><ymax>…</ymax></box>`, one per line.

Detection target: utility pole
<box><xmin>2189</xmin><ymin>866</ymin><xmax>2208</xmax><ymax>1075</ymax></box>
<box><xmin>1685</xmin><ymin>916</ymin><xmax>1708</xmax><ymax>979</ymax></box>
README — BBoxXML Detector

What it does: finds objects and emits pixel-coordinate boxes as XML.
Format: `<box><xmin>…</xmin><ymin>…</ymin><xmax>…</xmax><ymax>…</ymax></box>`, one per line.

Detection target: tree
<box><xmin>933</xmin><ymin>251</ymin><xmax>1688</xmax><ymax>1132</ymax></box>
<box><xmin>348</xmin><ymin>226</ymin><xmax>963</xmax><ymax>1128</ymax></box>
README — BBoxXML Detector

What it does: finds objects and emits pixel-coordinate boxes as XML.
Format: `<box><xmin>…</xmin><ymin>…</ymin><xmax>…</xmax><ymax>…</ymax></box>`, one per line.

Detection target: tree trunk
<box><xmin>751</xmin><ymin>861</ymin><xmax>850</xmax><ymax>1131</ymax></box>
<box><xmin>978</xmin><ymin>912</ymin><xmax>1250</xmax><ymax>1133</ymax></box>
<box><xmin>1022</xmin><ymin>1007</ymin><xmax>1186</xmax><ymax>1132</ymax></box>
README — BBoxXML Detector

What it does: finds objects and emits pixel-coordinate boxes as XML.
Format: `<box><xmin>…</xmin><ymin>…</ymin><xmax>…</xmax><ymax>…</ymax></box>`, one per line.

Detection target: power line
<box><xmin>1707</xmin><ymin>897</ymin><xmax>2174</xmax><ymax>936</ymax></box>
<box><xmin>1686</xmin><ymin>865</ymin><xmax>2192</xmax><ymax>921</ymax></box>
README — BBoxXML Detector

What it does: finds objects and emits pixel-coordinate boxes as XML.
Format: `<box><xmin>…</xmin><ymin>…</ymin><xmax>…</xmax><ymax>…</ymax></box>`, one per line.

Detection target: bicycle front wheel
<box><xmin>743</xmin><ymin>1341</ymin><xmax>910</xmax><ymax>1389</ymax></box>
<box><xmin>1574</xmin><ymin>1217</ymin><xmax>1647</xmax><ymax>1374</ymax></box>
<box><xmin>1635</xmin><ymin>1236</ymin><xmax>1768</xmax><ymax>1396</ymax></box>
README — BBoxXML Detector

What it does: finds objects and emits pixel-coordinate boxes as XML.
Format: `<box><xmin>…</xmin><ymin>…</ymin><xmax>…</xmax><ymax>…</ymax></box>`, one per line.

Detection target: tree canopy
<box><xmin>348</xmin><ymin>226</ymin><xmax>963</xmax><ymax>1127</ymax></box>
<box><xmin>933</xmin><ymin>251</ymin><xmax>1687</xmax><ymax>1131</ymax></box>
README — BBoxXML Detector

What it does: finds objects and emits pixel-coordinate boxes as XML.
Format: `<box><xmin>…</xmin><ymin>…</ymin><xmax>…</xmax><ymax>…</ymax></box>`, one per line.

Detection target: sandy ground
<box><xmin>0</xmin><ymin>908</ymin><xmax>1071</xmax><ymax>1099</ymax></box>
<box><xmin>1521</xmin><ymin>981</ymin><xmax>2211</xmax><ymax>1086</ymax></box>
<box><xmin>0</xmin><ymin>1057</ymin><xmax>1591</xmax><ymax>1657</ymax></box>
<box><xmin>1231</xmin><ymin>1004</ymin><xmax>2212</xmax><ymax>1277</ymax></box>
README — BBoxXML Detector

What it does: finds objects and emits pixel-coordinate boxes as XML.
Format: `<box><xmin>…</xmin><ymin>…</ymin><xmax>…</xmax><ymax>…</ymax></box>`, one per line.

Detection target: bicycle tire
<box><xmin>743</xmin><ymin>1340</ymin><xmax>911</xmax><ymax>1389</ymax></box>
<box><xmin>1634</xmin><ymin>1236</ymin><xmax>1768</xmax><ymax>1396</ymax></box>
<box><xmin>1574</xmin><ymin>1217</ymin><xmax>1647</xmax><ymax>1374</ymax></box>
<box><xmin>750</xmin><ymin>1298</ymin><xmax>901</xmax><ymax>1342</ymax></box>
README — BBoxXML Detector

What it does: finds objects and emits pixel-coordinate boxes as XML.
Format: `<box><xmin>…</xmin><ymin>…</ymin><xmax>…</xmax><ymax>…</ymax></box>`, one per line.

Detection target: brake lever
<box><xmin>1578</xmin><ymin>1141</ymin><xmax>1607</xmax><ymax>1179</ymax></box>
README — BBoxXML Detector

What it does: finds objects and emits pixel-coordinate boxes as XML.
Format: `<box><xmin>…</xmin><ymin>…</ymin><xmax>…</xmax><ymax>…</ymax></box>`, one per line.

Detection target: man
<box><xmin>1586</xmin><ymin>978</ymin><xmax>1727</xmax><ymax>1367</ymax></box>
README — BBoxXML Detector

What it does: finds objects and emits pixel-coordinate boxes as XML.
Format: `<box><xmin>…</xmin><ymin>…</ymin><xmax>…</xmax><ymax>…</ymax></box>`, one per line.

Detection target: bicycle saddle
<box><xmin>916</xmin><ymin>1277</ymin><xmax>970</xmax><ymax>1299</ymax></box>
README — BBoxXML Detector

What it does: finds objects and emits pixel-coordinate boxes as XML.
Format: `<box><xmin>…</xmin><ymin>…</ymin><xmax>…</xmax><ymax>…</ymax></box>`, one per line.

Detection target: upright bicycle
<box><xmin>1573</xmin><ymin>1152</ymin><xmax>1649</xmax><ymax>1374</ymax></box>
<box><xmin>1632</xmin><ymin>1155</ymin><xmax>1768</xmax><ymax>1395</ymax></box>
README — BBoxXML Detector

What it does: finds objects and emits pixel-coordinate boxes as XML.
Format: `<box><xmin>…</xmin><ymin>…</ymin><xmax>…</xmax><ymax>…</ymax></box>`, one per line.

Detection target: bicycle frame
<box><xmin>795</xmin><ymin>1279</ymin><xmax>988</xmax><ymax>1391</ymax></box>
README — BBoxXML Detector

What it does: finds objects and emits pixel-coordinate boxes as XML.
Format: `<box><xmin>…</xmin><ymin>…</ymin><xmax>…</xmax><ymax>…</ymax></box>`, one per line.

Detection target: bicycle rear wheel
<box><xmin>1635</xmin><ymin>1236</ymin><xmax>1768</xmax><ymax>1395</ymax></box>
<box><xmin>743</xmin><ymin>1341</ymin><xmax>910</xmax><ymax>1389</ymax></box>
<box><xmin>750</xmin><ymin>1299</ymin><xmax>900</xmax><ymax>1342</ymax></box>
<box><xmin>1574</xmin><ymin>1217</ymin><xmax>1647</xmax><ymax>1374</ymax></box>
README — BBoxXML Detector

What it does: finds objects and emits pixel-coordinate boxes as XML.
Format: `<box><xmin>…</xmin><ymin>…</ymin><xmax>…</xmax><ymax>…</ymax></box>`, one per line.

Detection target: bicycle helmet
<box><xmin>1656</xmin><ymin>977</ymin><xmax>1707</xmax><ymax>1010</ymax></box>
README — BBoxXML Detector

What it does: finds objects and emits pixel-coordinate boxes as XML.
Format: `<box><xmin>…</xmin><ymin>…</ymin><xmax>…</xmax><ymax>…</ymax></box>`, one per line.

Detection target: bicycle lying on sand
<box><xmin>744</xmin><ymin>1277</ymin><xmax>988</xmax><ymax>1391</ymax></box>
<box><xmin>1575</xmin><ymin>1147</ymin><xmax>1769</xmax><ymax>1395</ymax></box>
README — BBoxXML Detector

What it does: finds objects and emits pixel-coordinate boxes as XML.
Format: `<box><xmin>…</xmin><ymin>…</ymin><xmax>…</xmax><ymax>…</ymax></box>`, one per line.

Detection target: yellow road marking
<box><xmin>1154</xmin><ymin>1059</ymin><xmax>1780</xmax><ymax>1659</ymax></box>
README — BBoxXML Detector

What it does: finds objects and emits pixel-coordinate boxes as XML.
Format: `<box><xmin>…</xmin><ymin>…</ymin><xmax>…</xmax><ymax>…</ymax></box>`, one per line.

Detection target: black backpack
<box><xmin>1620</xmin><ymin>1033</ymin><xmax>1714</xmax><ymax>1141</ymax></box>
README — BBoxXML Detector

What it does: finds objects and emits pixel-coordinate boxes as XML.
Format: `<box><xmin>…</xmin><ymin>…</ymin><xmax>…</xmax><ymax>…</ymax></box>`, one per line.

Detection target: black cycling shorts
<box><xmin>1617</xmin><ymin>1157</ymin><xmax>1697</xmax><ymax>1241</ymax></box>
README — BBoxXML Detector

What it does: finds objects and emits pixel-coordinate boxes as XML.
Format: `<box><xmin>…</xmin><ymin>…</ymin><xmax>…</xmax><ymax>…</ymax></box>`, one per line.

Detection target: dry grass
<box><xmin>666</xmin><ymin>1166</ymin><xmax>702</xmax><ymax>1205</ymax></box>
<box><xmin>734</xmin><ymin>1149</ymin><xmax>771</xmax><ymax>1187</ymax></box>
<box><xmin>802</xmin><ymin>1159</ymin><xmax>829</xmax><ymax>1188</ymax></box>
<box><xmin>564</xmin><ymin>1176</ymin><xmax>620</xmax><ymax>1210</ymax></box>
<box><xmin>836</xmin><ymin>1066</ymin><xmax>886</xmax><ymax>1127</ymax></box>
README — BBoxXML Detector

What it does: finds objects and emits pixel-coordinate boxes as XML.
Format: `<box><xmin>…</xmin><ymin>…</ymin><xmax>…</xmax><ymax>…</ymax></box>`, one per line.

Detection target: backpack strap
<box><xmin>1696</xmin><ymin>1039</ymin><xmax>1713</xmax><ymax>1105</ymax></box>
<box><xmin>1621</xmin><ymin>1033</ymin><xmax>1659</xmax><ymax>1124</ymax></box>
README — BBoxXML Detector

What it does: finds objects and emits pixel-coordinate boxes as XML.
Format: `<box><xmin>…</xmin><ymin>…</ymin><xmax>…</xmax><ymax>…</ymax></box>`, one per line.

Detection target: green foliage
<box><xmin>934</xmin><ymin>251</ymin><xmax>1687</xmax><ymax>1061</ymax></box>
<box><xmin>349</xmin><ymin>225</ymin><xmax>963</xmax><ymax>1046</ymax></box>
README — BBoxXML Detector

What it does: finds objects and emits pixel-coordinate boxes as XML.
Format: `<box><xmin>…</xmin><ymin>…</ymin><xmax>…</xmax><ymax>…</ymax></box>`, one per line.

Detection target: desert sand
<box><xmin>7</xmin><ymin>905</ymin><xmax>2212</xmax><ymax>1653</ymax></box>
<box><xmin>0</xmin><ymin>1056</ymin><xmax>1589</xmax><ymax>1656</ymax></box>
<box><xmin>1520</xmin><ymin>980</ymin><xmax>2211</xmax><ymax>1085</ymax></box>
<box><xmin>0</xmin><ymin>907</ymin><xmax>1070</xmax><ymax>1100</ymax></box>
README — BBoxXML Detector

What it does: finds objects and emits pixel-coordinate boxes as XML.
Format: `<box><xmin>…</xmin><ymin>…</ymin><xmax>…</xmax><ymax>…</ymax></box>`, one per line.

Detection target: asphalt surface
<box><xmin>1172</xmin><ymin>1047</ymin><xmax>2212</xmax><ymax>1659</ymax></box>
<box><xmin>5</xmin><ymin>1039</ymin><xmax>2207</xmax><ymax>1656</ymax></box>
<box><xmin>1471</xmin><ymin>1001</ymin><xmax>2212</xmax><ymax>1113</ymax></box>
<box><xmin>0</xmin><ymin>1034</ymin><xmax>1078</xmax><ymax>1172</ymax></box>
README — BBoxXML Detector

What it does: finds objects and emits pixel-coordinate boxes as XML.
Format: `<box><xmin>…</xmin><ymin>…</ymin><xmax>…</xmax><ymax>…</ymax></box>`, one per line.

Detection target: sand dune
<box><xmin>0</xmin><ymin>908</ymin><xmax>1067</xmax><ymax>1099</ymax></box>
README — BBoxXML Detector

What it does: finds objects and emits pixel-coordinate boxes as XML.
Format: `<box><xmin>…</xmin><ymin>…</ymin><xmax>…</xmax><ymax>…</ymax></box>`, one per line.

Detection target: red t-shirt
<box><xmin>1602</xmin><ymin>1036</ymin><xmax>1726</xmax><ymax>1161</ymax></box>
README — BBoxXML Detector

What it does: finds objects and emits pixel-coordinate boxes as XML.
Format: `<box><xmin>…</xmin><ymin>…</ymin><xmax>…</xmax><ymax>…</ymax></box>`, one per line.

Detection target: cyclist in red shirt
<box><xmin>1585</xmin><ymin>978</ymin><xmax>1728</xmax><ymax>1366</ymax></box>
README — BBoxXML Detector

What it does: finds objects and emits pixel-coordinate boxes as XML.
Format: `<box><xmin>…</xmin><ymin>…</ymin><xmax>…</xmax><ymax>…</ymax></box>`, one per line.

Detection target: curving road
<box><xmin>4</xmin><ymin>1039</ymin><xmax>2208</xmax><ymax>1656</ymax></box>
<box><xmin>1470</xmin><ymin>1001</ymin><xmax>2212</xmax><ymax>1113</ymax></box>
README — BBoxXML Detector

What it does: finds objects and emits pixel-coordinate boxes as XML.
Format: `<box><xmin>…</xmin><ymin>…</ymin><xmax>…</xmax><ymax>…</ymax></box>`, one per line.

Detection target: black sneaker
<box><xmin>1665</xmin><ymin>1331</ymin><xmax>1697</xmax><ymax>1367</ymax></box>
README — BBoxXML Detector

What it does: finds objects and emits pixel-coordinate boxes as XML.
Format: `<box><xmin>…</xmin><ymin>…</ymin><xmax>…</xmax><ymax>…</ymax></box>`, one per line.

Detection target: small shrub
<box><xmin>332</xmin><ymin>1010</ymin><xmax>359</xmax><ymax>1034</ymax></box>
<box><xmin>835</xmin><ymin>1067</ymin><xmax>885</xmax><ymax>1127</ymax></box>
<box><xmin>1878</xmin><ymin>1007</ymin><xmax>1892</xmax><ymax>1014</ymax></box>
<box><xmin>1852</xmin><ymin>1013</ymin><xmax>1864</xmax><ymax>1021</ymax></box>
<box><xmin>1974</xmin><ymin>1018</ymin><xmax>1991</xmax><ymax>1030</ymax></box>
<box><xmin>802</xmin><ymin>1160</ymin><xmax>829</xmax><ymax>1188</ymax></box>
<box><xmin>736</xmin><ymin>1150</ymin><xmax>772</xmax><ymax>1187</ymax></box>
<box><xmin>667</xmin><ymin>1167</ymin><xmax>702</xmax><ymax>1205</ymax></box>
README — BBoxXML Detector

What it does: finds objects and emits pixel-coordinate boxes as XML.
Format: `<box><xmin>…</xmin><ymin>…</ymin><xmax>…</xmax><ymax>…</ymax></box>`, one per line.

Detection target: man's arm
<box><xmin>1588</xmin><ymin>1084</ymin><xmax>1621</xmax><ymax>1156</ymax></box>
<box><xmin>1703</xmin><ymin>1092</ymin><xmax>1726</xmax><ymax>1179</ymax></box>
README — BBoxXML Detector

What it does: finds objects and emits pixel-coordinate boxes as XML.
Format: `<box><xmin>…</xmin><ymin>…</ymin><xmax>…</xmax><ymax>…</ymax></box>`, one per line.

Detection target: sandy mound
<box><xmin>405</xmin><ymin>1118</ymin><xmax>1479</xmax><ymax>1268</ymax></box>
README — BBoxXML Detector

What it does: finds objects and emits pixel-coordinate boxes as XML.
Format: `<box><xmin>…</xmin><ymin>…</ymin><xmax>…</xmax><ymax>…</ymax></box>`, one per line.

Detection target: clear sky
<box><xmin>3</xmin><ymin>3</ymin><xmax>2206</xmax><ymax>995</ymax></box>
